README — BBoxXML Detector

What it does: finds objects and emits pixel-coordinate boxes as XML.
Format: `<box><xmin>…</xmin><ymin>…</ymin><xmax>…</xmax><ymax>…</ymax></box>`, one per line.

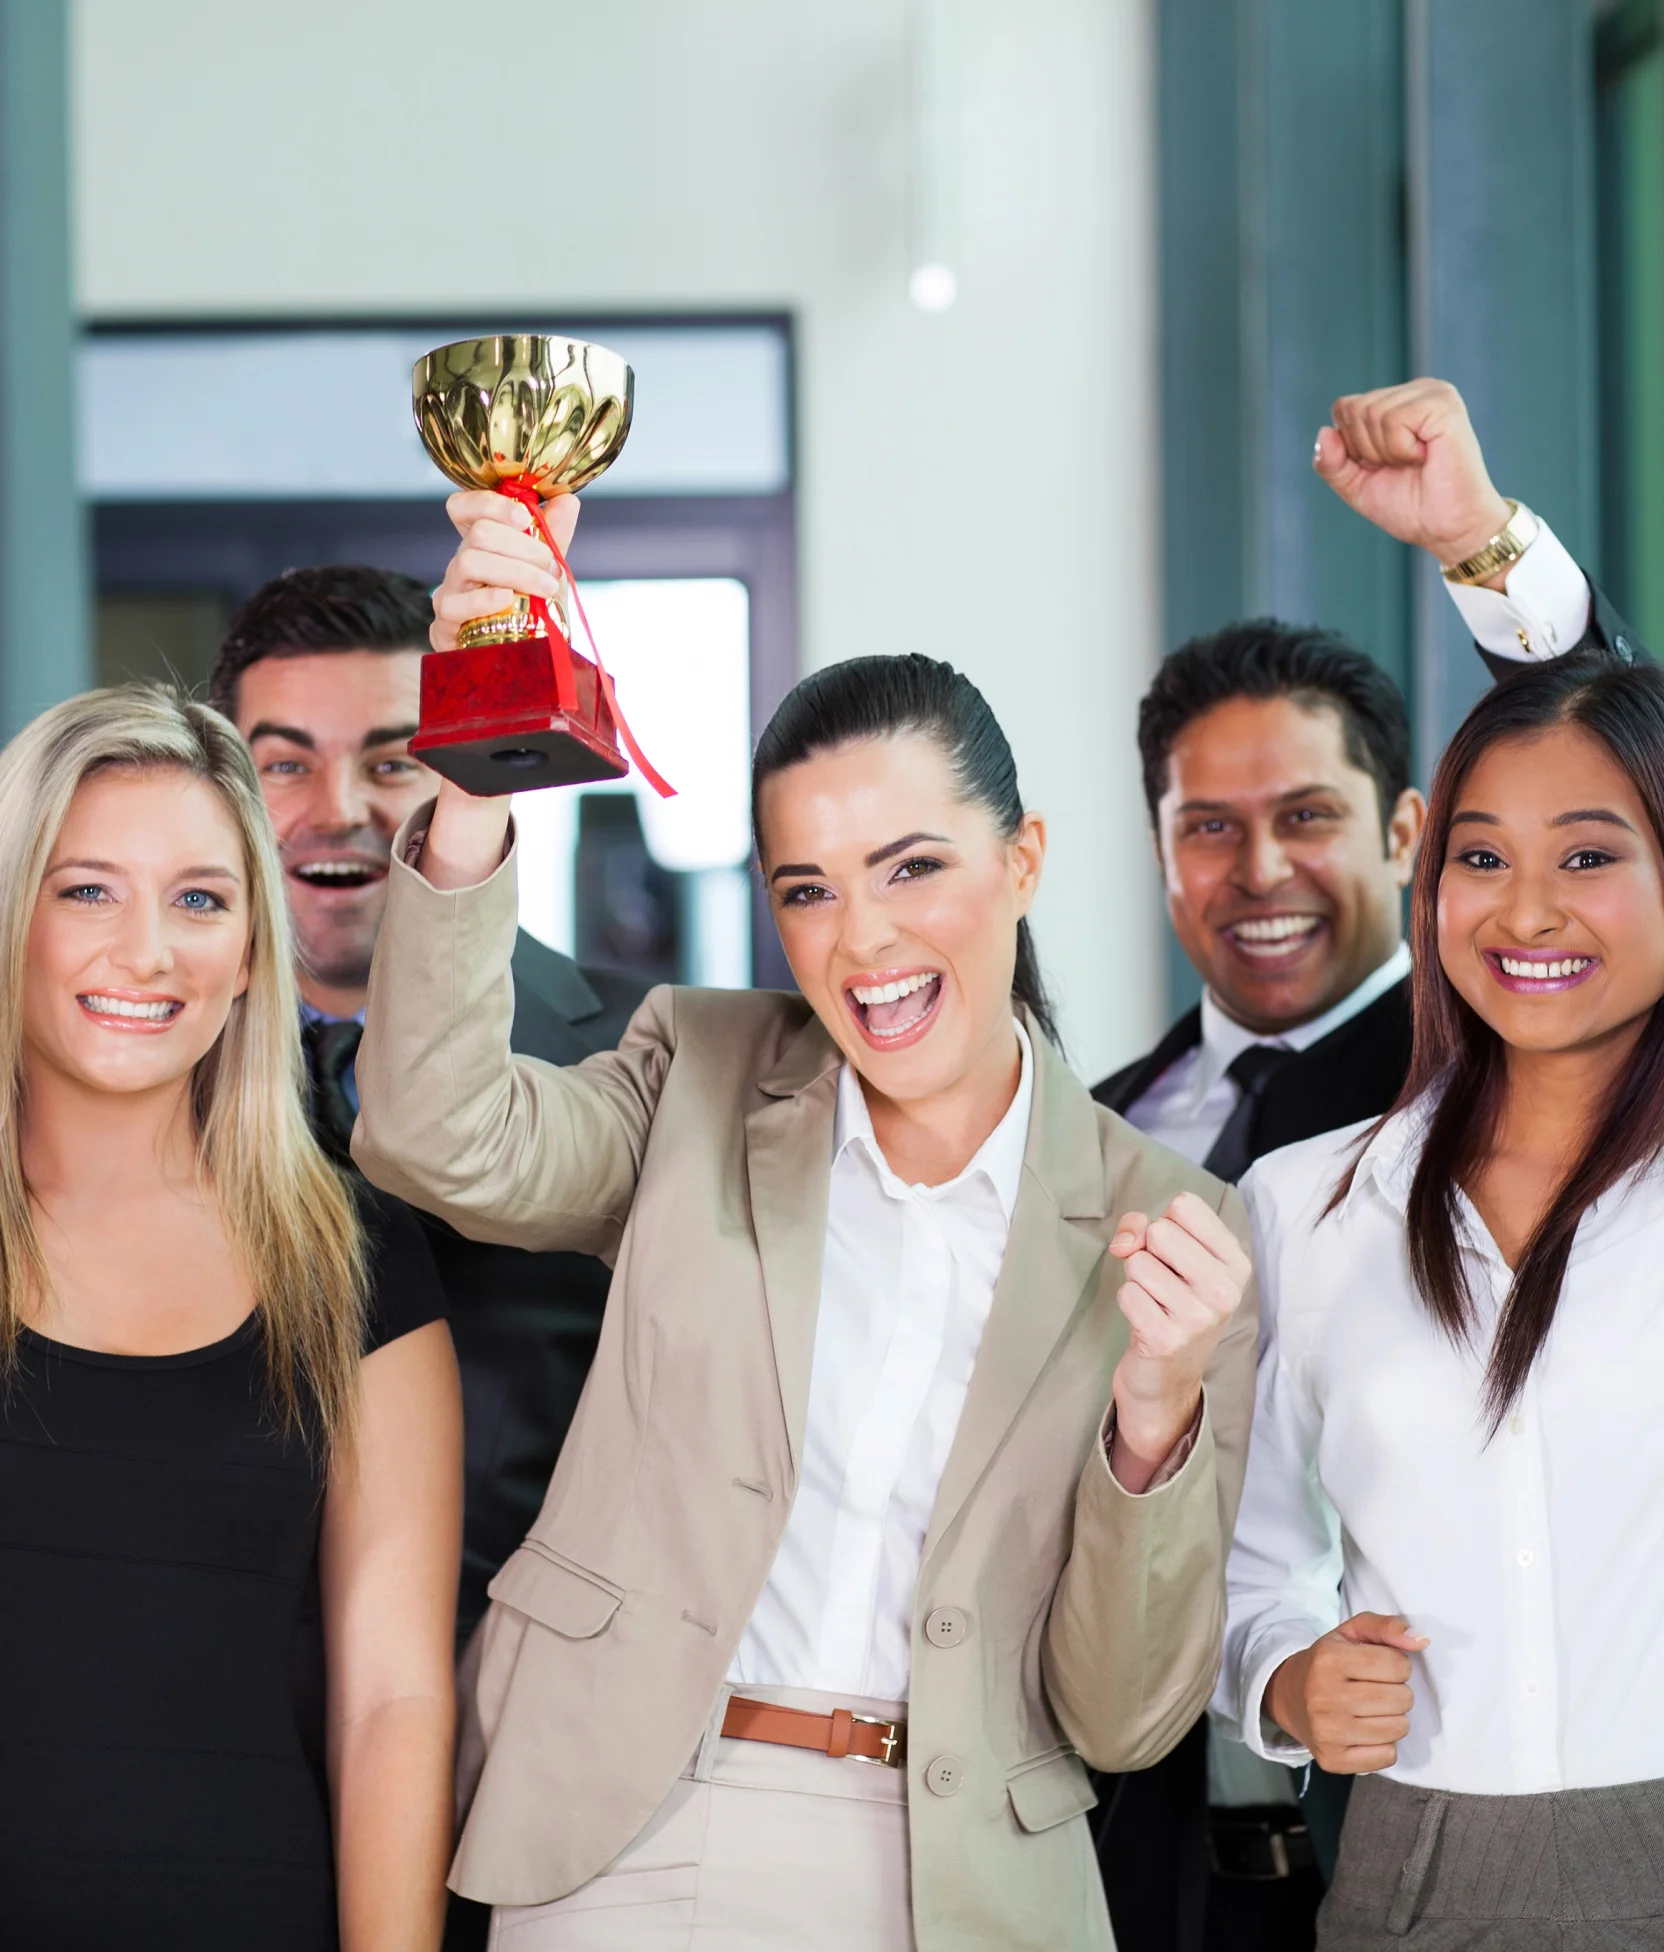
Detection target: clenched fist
<box><xmin>1313</xmin><ymin>378</ymin><xmax>1513</xmax><ymax>581</ymax></box>
<box><xmin>429</xmin><ymin>488</ymin><xmax>581</xmax><ymax>652</ymax></box>
<box><xmin>1108</xmin><ymin>1190</ymin><xmax>1249</xmax><ymax>1493</ymax></box>
<box><xmin>1265</xmin><ymin>1611</ymin><xmax>1429</xmax><ymax>1774</ymax></box>
<box><xmin>419</xmin><ymin>488</ymin><xmax>585</xmax><ymax>890</ymax></box>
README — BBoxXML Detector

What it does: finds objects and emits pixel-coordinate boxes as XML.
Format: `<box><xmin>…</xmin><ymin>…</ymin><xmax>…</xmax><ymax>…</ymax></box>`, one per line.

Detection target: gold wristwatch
<box><xmin>1439</xmin><ymin>499</ymin><xmax>1539</xmax><ymax>586</ymax></box>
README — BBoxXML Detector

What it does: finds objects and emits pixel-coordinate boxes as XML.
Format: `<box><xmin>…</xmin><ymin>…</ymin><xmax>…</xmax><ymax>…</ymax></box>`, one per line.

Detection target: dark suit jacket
<box><xmin>1092</xmin><ymin>978</ymin><xmax>1413</xmax><ymax>1164</ymax></box>
<box><xmin>306</xmin><ymin>932</ymin><xmax>646</xmax><ymax>1650</ymax></box>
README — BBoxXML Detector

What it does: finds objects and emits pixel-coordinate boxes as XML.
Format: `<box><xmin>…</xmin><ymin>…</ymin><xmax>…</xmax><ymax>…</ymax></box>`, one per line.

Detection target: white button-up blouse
<box><xmin>1214</xmin><ymin>1102</ymin><xmax>1664</xmax><ymax>1796</ymax></box>
<box><xmin>728</xmin><ymin>1023</ymin><xmax>1034</xmax><ymax>1703</ymax></box>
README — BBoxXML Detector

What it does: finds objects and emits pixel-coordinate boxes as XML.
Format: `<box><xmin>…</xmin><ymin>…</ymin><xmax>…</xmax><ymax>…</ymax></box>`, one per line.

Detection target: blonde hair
<box><xmin>0</xmin><ymin>685</ymin><xmax>366</xmax><ymax>1458</ymax></box>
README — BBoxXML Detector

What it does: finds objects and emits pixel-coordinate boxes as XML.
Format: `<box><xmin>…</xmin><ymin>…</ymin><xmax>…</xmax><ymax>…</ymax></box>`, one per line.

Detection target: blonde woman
<box><xmin>0</xmin><ymin>688</ymin><xmax>462</xmax><ymax>1952</ymax></box>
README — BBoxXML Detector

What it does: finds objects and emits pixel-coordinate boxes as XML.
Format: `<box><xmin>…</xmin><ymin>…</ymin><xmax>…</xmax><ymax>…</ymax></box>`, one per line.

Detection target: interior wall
<box><xmin>71</xmin><ymin>0</ymin><xmax>1162</xmax><ymax>1078</ymax></box>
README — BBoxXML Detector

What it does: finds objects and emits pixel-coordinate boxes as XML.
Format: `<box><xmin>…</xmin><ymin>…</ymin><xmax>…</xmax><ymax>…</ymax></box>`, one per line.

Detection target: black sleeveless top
<box><xmin>0</xmin><ymin>1186</ymin><xmax>447</xmax><ymax>1951</ymax></box>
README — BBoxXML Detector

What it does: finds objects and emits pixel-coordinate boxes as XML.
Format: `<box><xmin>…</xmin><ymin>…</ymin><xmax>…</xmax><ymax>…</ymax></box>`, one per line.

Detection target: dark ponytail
<box><xmin>752</xmin><ymin>653</ymin><xmax>1058</xmax><ymax>1044</ymax></box>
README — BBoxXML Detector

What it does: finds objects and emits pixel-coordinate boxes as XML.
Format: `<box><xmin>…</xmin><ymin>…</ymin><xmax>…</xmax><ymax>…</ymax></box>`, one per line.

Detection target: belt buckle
<box><xmin>1208</xmin><ymin>1811</ymin><xmax>1314</xmax><ymax>1882</ymax></box>
<box><xmin>849</xmin><ymin>1714</ymin><xmax>906</xmax><ymax>1768</ymax></box>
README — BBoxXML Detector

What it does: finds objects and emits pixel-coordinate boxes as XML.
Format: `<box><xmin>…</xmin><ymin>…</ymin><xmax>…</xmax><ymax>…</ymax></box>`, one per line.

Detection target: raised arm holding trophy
<box><xmin>410</xmin><ymin>333</ymin><xmax>671</xmax><ymax>800</ymax></box>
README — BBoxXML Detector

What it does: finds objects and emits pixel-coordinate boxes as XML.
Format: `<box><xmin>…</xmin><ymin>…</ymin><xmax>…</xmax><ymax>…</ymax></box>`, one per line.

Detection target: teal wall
<box><xmin>1157</xmin><ymin>0</ymin><xmax>1601</xmax><ymax>1014</ymax></box>
<box><xmin>0</xmin><ymin>0</ymin><xmax>89</xmax><ymax>738</ymax></box>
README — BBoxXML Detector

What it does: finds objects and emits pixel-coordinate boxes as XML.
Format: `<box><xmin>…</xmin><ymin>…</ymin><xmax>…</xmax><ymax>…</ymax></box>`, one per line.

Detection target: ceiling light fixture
<box><xmin>907</xmin><ymin>0</ymin><xmax>957</xmax><ymax>313</ymax></box>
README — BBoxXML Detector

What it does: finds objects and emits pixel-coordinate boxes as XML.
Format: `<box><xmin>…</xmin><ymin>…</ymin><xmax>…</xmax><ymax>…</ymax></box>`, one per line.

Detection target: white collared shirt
<box><xmin>728</xmin><ymin>1023</ymin><xmax>1035</xmax><ymax>1701</ymax></box>
<box><xmin>1216</xmin><ymin>1104</ymin><xmax>1664</xmax><ymax>1795</ymax></box>
<box><xmin>1124</xmin><ymin>943</ymin><xmax>1411</xmax><ymax>1168</ymax></box>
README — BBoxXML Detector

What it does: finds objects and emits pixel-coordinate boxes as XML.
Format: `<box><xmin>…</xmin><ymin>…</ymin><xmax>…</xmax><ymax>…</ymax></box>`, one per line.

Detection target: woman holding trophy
<box><xmin>351</xmin><ymin>447</ymin><xmax>1258</xmax><ymax>1947</ymax></box>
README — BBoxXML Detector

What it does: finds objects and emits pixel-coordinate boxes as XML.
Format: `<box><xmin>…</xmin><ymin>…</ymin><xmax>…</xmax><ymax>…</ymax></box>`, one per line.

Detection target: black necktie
<box><xmin>303</xmin><ymin>1018</ymin><xmax>362</xmax><ymax>1159</ymax></box>
<box><xmin>1202</xmin><ymin>1044</ymin><xmax>1290</xmax><ymax>1184</ymax></box>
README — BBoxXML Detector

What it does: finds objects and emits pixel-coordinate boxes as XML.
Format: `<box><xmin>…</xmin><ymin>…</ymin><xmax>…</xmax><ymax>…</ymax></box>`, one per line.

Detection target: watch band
<box><xmin>1439</xmin><ymin>499</ymin><xmax>1539</xmax><ymax>586</ymax></box>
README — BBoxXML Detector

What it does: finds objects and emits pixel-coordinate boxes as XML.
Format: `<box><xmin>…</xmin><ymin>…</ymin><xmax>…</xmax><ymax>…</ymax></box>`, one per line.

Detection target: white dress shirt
<box><xmin>1124</xmin><ymin>943</ymin><xmax>1411</xmax><ymax>1168</ymax></box>
<box><xmin>1217</xmin><ymin>1104</ymin><xmax>1664</xmax><ymax>1795</ymax></box>
<box><xmin>1443</xmin><ymin>515</ymin><xmax>1593</xmax><ymax>663</ymax></box>
<box><xmin>728</xmin><ymin>1023</ymin><xmax>1034</xmax><ymax>1702</ymax></box>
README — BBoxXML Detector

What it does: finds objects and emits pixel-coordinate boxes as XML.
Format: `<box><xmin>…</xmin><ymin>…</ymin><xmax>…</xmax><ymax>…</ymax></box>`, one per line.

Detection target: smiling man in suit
<box><xmin>1094</xmin><ymin>374</ymin><xmax>1649</xmax><ymax>1952</ymax></box>
<box><xmin>1100</xmin><ymin>622</ymin><xmax>1423</xmax><ymax>1178</ymax></box>
<box><xmin>208</xmin><ymin>567</ymin><xmax>647</xmax><ymax>1655</ymax></box>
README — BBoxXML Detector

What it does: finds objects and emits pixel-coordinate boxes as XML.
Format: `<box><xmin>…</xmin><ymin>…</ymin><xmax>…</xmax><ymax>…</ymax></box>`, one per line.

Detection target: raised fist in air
<box><xmin>1314</xmin><ymin>378</ymin><xmax>1513</xmax><ymax>580</ymax></box>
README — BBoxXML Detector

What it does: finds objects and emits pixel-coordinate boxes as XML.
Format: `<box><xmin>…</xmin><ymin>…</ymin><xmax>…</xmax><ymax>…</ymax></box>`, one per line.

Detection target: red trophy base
<box><xmin>411</xmin><ymin>634</ymin><xmax>630</xmax><ymax>797</ymax></box>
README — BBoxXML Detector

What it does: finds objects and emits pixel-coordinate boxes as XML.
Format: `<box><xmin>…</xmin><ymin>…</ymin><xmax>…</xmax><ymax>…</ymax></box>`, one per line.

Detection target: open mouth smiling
<box><xmin>1223</xmin><ymin>914</ymin><xmax>1326</xmax><ymax>963</ymax></box>
<box><xmin>77</xmin><ymin>991</ymin><xmax>184</xmax><ymax>1030</ymax></box>
<box><xmin>287</xmin><ymin>858</ymin><xmax>387</xmax><ymax>894</ymax></box>
<box><xmin>845</xmin><ymin>969</ymin><xmax>943</xmax><ymax>1051</ymax></box>
<box><xmin>1483</xmin><ymin>948</ymin><xmax>1600</xmax><ymax>993</ymax></box>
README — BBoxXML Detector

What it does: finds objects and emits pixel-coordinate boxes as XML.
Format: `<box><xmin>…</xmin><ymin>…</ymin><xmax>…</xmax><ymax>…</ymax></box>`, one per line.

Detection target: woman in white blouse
<box><xmin>352</xmin><ymin>489</ymin><xmax>1258</xmax><ymax>1949</ymax></box>
<box><xmin>1218</xmin><ymin>650</ymin><xmax>1664</xmax><ymax>1947</ymax></box>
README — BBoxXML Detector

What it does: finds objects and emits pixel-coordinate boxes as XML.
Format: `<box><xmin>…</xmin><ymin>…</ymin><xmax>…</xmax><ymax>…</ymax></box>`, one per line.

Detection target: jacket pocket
<box><xmin>1006</xmin><ymin>1746</ymin><xmax>1098</xmax><ymax>1834</ymax></box>
<box><xmin>486</xmin><ymin>1541</ymin><xmax>624</xmax><ymax>1639</ymax></box>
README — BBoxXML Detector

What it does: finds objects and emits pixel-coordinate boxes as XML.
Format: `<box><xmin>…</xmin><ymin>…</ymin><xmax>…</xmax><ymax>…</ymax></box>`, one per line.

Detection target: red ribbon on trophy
<box><xmin>494</xmin><ymin>477</ymin><xmax>676</xmax><ymax>801</ymax></box>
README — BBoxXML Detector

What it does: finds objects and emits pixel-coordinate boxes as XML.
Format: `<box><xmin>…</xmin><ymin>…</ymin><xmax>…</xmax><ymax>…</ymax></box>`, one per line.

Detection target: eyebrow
<box><xmin>245</xmin><ymin>720</ymin><xmax>418</xmax><ymax>753</ymax></box>
<box><xmin>1451</xmin><ymin>808</ymin><xmax>1637</xmax><ymax>833</ymax></box>
<box><xmin>864</xmin><ymin>831</ymin><xmax>950</xmax><ymax>867</ymax></box>
<box><xmin>1550</xmin><ymin>807</ymin><xmax>1636</xmax><ymax>832</ymax></box>
<box><xmin>245</xmin><ymin>721</ymin><xmax>316</xmax><ymax>751</ymax></box>
<box><xmin>1173</xmin><ymin>783</ymin><xmax>1342</xmax><ymax>814</ymax></box>
<box><xmin>48</xmin><ymin>858</ymin><xmax>242</xmax><ymax>881</ymax></box>
<box><xmin>767</xmin><ymin>831</ymin><xmax>953</xmax><ymax>885</ymax></box>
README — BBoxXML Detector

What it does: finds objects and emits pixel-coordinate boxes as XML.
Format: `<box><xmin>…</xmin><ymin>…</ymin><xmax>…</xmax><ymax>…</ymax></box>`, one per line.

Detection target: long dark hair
<box><xmin>751</xmin><ymin>653</ymin><xmax>1058</xmax><ymax>1043</ymax></box>
<box><xmin>1335</xmin><ymin>652</ymin><xmax>1664</xmax><ymax>1430</ymax></box>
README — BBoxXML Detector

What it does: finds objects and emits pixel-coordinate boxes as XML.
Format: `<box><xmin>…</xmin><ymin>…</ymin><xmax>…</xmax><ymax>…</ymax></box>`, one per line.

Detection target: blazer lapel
<box><xmin>1095</xmin><ymin>1006</ymin><xmax>1202</xmax><ymax>1113</ymax></box>
<box><xmin>1255</xmin><ymin>978</ymin><xmax>1413</xmax><ymax>1161</ymax></box>
<box><xmin>744</xmin><ymin>1015</ymin><xmax>842</xmax><ymax>1475</ymax></box>
<box><xmin>924</xmin><ymin>1028</ymin><xmax>1108</xmax><ymax>1562</ymax></box>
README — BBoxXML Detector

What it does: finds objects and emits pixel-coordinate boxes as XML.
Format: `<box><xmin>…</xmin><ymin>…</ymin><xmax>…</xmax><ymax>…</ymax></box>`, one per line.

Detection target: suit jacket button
<box><xmin>925</xmin><ymin>1606</ymin><xmax>969</xmax><ymax>1647</ymax></box>
<box><xmin>924</xmin><ymin>1755</ymin><xmax>965</xmax><ymax>1797</ymax></box>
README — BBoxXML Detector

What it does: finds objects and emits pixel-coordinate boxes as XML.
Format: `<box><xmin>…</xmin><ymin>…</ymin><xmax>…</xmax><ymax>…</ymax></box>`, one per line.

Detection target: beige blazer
<box><xmin>353</xmin><ymin>820</ymin><xmax>1258</xmax><ymax>1949</ymax></box>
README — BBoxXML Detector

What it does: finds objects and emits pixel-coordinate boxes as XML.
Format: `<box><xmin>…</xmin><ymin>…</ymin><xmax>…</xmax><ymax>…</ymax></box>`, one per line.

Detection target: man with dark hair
<box><xmin>1092</xmin><ymin>379</ymin><xmax>1648</xmax><ymax>1952</ymax></box>
<box><xmin>1115</xmin><ymin>618</ymin><xmax>1424</xmax><ymax>1172</ymax></box>
<box><xmin>210</xmin><ymin>564</ymin><xmax>646</xmax><ymax>1651</ymax></box>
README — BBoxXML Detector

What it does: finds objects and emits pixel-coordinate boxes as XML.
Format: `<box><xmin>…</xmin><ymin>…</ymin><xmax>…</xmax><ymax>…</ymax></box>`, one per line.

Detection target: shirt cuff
<box><xmin>1239</xmin><ymin>1630</ymin><xmax>1321</xmax><ymax>1766</ymax></box>
<box><xmin>400</xmin><ymin>808</ymin><xmax>517</xmax><ymax>879</ymax></box>
<box><xmin>1444</xmin><ymin>517</ymin><xmax>1591</xmax><ymax>661</ymax></box>
<box><xmin>1101</xmin><ymin>1395</ymin><xmax>1205</xmax><ymax>1494</ymax></box>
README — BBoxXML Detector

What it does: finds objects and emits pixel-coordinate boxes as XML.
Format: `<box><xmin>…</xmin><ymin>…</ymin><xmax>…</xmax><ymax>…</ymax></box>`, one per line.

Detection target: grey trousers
<box><xmin>1319</xmin><ymin>1773</ymin><xmax>1664</xmax><ymax>1949</ymax></box>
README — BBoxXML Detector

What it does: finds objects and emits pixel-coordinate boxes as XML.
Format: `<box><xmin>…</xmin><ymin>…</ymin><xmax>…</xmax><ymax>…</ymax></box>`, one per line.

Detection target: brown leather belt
<box><xmin>721</xmin><ymin>1695</ymin><xmax>907</xmax><ymax>1769</ymax></box>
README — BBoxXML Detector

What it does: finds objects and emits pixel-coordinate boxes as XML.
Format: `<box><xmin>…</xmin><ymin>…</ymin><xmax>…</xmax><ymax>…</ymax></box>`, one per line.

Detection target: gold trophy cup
<box><xmin>410</xmin><ymin>334</ymin><xmax>636</xmax><ymax>795</ymax></box>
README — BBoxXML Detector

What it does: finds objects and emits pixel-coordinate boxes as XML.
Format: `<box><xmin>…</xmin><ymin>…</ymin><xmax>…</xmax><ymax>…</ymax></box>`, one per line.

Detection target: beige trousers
<box><xmin>486</xmin><ymin>1684</ymin><xmax>913</xmax><ymax>1950</ymax></box>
